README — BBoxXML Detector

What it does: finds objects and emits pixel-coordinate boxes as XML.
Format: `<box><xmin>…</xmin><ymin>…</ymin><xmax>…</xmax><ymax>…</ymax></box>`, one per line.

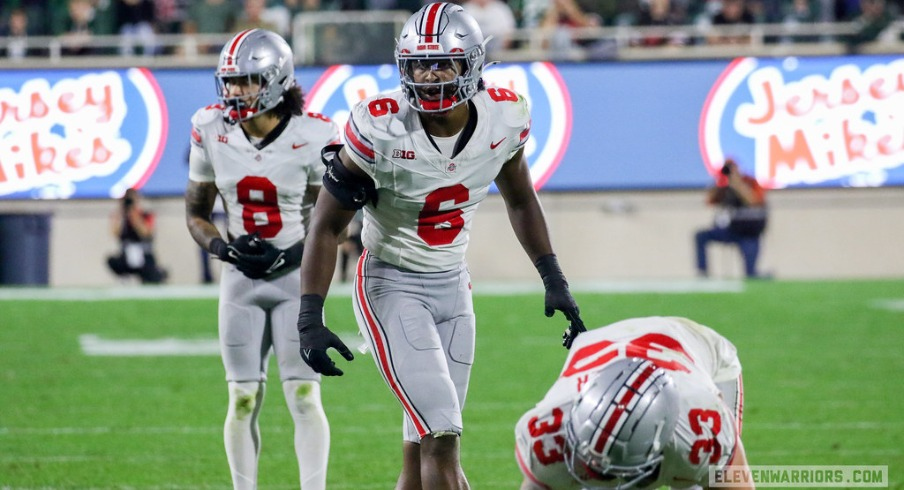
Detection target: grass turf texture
<box><xmin>1</xmin><ymin>279</ymin><xmax>902</xmax><ymax>489</ymax></box>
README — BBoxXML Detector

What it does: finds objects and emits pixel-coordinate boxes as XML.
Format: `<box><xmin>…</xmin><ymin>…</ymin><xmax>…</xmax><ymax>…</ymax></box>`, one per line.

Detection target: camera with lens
<box><xmin>720</xmin><ymin>165</ymin><xmax>732</xmax><ymax>176</ymax></box>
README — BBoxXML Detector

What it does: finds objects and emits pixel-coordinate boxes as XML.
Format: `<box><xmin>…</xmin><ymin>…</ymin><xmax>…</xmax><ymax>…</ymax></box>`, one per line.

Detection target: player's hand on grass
<box><xmin>297</xmin><ymin>294</ymin><xmax>354</xmax><ymax>376</ymax></box>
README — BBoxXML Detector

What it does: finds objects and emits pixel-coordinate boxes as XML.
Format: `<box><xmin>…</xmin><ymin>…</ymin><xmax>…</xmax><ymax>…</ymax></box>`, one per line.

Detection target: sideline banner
<box><xmin>1</xmin><ymin>54</ymin><xmax>901</xmax><ymax>199</ymax></box>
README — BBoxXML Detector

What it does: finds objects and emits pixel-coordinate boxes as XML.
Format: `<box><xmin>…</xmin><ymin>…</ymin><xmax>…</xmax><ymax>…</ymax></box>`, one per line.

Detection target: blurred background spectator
<box><xmin>780</xmin><ymin>0</ymin><xmax>822</xmax><ymax>43</ymax></box>
<box><xmin>106</xmin><ymin>188</ymin><xmax>168</xmax><ymax>285</ymax></box>
<box><xmin>234</xmin><ymin>0</ymin><xmax>282</xmax><ymax>35</ymax></box>
<box><xmin>633</xmin><ymin>0</ymin><xmax>692</xmax><ymax>46</ymax></box>
<box><xmin>706</xmin><ymin>0</ymin><xmax>756</xmax><ymax>44</ymax></box>
<box><xmin>539</xmin><ymin>0</ymin><xmax>618</xmax><ymax>59</ymax></box>
<box><xmin>694</xmin><ymin>158</ymin><xmax>768</xmax><ymax>279</ymax></box>
<box><xmin>0</xmin><ymin>0</ymin><xmax>902</xmax><ymax>63</ymax></box>
<box><xmin>182</xmin><ymin>0</ymin><xmax>236</xmax><ymax>54</ymax></box>
<box><xmin>845</xmin><ymin>0</ymin><xmax>895</xmax><ymax>51</ymax></box>
<box><xmin>116</xmin><ymin>0</ymin><xmax>158</xmax><ymax>56</ymax></box>
<box><xmin>0</xmin><ymin>8</ymin><xmax>48</xmax><ymax>59</ymax></box>
<box><xmin>154</xmin><ymin>0</ymin><xmax>189</xmax><ymax>38</ymax></box>
<box><xmin>463</xmin><ymin>0</ymin><xmax>518</xmax><ymax>54</ymax></box>
<box><xmin>59</xmin><ymin>0</ymin><xmax>99</xmax><ymax>56</ymax></box>
<box><xmin>2</xmin><ymin>0</ymin><xmax>48</xmax><ymax>36</ymax></box>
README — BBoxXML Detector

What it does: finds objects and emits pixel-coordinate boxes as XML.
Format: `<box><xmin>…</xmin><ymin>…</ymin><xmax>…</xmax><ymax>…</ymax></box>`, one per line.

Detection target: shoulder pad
<box><xmin>191</xmin><ymin>104</ymin><xmax>227</xmax><ymax>128</ymax></box>
<box><xmin>352</xmin><ymin>91</ymin><xmax>411</xmax><ymax>139</ymax></box>
<box><xmin>497</xmin><ymin>90</ymin><xmax>531</xmax><ymax>130</ymax></box>
<box><xmin>300</xmin><ymin>112</ymin><xmax>341</xmax><ymax>143</ymax></box>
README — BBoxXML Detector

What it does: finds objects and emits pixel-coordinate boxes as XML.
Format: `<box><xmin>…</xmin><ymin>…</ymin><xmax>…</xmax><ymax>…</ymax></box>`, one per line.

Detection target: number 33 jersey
<box><xmin>515</xmin><ymin>316</ymin><xmax>743</xmax><ymax>490</ymax></box>
<box><xmin>343</xmin><ymin>88</ymin><xmax>531</xmax><ymax>273</ymax></box>
<box><xmin>188</xmin><ymin>105</ymin><xmax>340</xmax><ymax>249</ymax></box>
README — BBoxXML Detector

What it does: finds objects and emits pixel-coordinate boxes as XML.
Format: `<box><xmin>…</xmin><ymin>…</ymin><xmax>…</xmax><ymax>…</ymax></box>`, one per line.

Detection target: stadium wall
<box><xmin>0</xmin><ymin>187</ymin><xmax>900</xmax><ymax>287</ymax></box>
<box><xmin>3</xmin><ymin>57</ymin><xmax>904</xmax><ymax>285</ymax></box>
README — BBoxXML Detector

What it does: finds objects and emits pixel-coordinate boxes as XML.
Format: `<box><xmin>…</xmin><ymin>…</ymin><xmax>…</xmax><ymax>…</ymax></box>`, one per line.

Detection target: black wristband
<box><xmin>298</xmin><ymin>294</ymin><xmax>325</xmax><ymax>332</ymax></box>
<box><xmin>210</xmin><ymin>237</ymin><xmax>231</xmax><ymax>263</ymax></box>
<box><xmin>300</xmin><ymin>293</ymin><xmax>324</xmax><ymax>311</ymax></box>
<box><xmin>534</xmin><ymin>253</ymin><xmax>568</xmax><ymax>289</ymax></box>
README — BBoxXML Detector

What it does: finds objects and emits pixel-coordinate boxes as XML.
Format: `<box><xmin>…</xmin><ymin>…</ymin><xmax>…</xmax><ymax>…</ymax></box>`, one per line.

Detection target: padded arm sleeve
<box><xmin>321</xmin><ymin>144</ymin><xmax>378</xmax><ymax>210</ymax></box>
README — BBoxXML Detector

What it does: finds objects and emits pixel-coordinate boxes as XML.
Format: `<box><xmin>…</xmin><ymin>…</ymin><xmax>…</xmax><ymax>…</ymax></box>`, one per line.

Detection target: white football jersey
<box><xmin>343</xmin><ymin>88</ymin><xmax>531</xmax><ymax>272</ymax></box>
<box><xmin>188</xmin><ymin>105</ymin><xmax>340</xmax><ymax>249</ymax></box>
<box><xmin>515</xmin><ymin>317</ymin><xmax>742</xmax><ymax>490</ymax></box>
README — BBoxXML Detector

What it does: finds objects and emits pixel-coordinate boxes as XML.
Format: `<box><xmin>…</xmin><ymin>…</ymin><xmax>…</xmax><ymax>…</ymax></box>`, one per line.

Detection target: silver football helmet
<box><xmin>565</xmin><ymin>358</ymin><xmax>680</xmax><ymax>490</ymax></box>
<box><xmin>216</xmin><ymin>29</ymin><xmax>295</xmax><ymax>122</ymax></box>
<box><xmin>395</xmin><ymin>2</ymin><xmax>487</xmax><ymax>113</ymax></box>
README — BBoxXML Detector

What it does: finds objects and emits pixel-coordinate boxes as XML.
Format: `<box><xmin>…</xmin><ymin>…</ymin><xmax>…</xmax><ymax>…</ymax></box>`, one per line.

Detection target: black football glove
<box><xmin>210</xmin><ymin>237</ymin><xmax>237</xmax><ymax>264</ymax></box>
<box><xmin>214</xmin><ymin>233</ymin><xmax>284</xmax><ymax>279</ymax></box>
<box><xmin>297</xmin><ymin>294</ymin><xmax>354</xmax><ymax>376</ymax></box>
<box><xmin>231</xmin><ymin>236</ymin><xmax>287</xmax><ymax>279</ymax></box>
<box><xmin>535</xmin><ymin>254</ymin><xmax>587</xmax><ymax>349</ymax></box>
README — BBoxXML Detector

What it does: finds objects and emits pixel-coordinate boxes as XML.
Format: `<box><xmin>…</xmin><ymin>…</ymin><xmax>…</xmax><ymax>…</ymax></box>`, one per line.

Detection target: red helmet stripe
<box><xmin>224</xmin><ymin>29</ymin><xmax>257</xmax><ymax>67</ymax></box>
<box><xmin>421</xmin><ymin>3</ymin><xmax>444</xmax><ymax>43</ymax></box>
<box><xmin>592</xmin><ymin>362</ymin><xmax>658</xmax><ymax>454</ymax></box>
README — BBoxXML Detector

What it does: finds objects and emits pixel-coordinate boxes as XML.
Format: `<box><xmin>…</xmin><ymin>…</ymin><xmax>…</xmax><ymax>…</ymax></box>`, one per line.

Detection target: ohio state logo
<box><xmin>306</xmin><ymin>62</ymin><xmax>572</xmax><ymax>190</ymax></box>
<box><xmin>700</xmin><ymin>56</ymin><xmax>904</xmax><ymax>188</ymax></box>
<box><xmin>0</xmin><ymin>68</ymin><xmax>168</xmax><ymax>198</ymax></box>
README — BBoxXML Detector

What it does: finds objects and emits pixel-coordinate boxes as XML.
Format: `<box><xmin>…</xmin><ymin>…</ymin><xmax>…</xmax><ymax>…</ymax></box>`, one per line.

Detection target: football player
<box><xmin>294</xmin><ymin>3</ymin><xmax>585</xmax><ymax>489</ymax></box>
<box><xmin>184</xmin><ymin>29</ymin><xmax>340</xmax><ymax>490</ymax></box>
<box><xmin>515</xmin><ymin>317</ymin><xmax>755</xmax><ymax>490</ymax></box>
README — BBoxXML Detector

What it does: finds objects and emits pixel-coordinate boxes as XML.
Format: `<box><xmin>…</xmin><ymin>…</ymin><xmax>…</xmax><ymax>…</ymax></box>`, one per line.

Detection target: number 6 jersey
<box><xmin>515</xmin><ymin>317</ymin><xmax>743</xmax><ymax>490</ymax></box>
<box><xmin>188</xmin><ymin>104</ymin><xmax>340</xmax><ymax>249</ymax></box>
<box><xmin>343</xmin><ymin>87</ymin><xmax>531</xmax><ymax>272</ymax></box>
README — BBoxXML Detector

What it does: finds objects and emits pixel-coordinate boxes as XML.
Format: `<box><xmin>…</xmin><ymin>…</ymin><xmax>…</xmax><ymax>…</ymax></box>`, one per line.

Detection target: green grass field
<box><xmin>1</xmin><ymin>279</ymin><xmax>902</xmax><ymax>489</ymax></box>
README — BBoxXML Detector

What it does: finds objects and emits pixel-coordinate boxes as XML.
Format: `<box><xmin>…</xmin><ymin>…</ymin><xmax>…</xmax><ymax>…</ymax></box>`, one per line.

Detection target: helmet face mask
<box><xmin>216</xmin><ymin>29</ymin><xmax>295</xmax><ymax>123</ymax></box>
<box><xmin>564</xmin><ymin>358</ymin><xmax>679</xmax><ymax>490</ymax></box>
<box><xmin>564</xmin><ymin>443</ymin><xmax>664</xmax><ymax>489</ymax></box>
<box><xmin>395</xmin><ymin>2</ymin><xmax>487</xmax><ymax>113</ymax></box>
<box><xmin>216</xmin><ymin>73</ymin><xmax>266</xmax><ymax>122</ymax></box>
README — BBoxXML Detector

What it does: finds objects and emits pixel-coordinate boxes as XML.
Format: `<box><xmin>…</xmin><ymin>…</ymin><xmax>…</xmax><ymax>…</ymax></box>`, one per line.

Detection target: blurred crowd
<box><xmin>0</xmin><ymin>0</ymin><xmax>901</xmax><ymax>60</ymax></box>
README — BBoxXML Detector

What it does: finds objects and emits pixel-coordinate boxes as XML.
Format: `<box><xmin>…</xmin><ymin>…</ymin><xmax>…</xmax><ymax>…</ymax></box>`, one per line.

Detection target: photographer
<box><xmin>694</xmin><ymin>158</ymin><xmax>768</xmax><ymax>278</ymax></box>
<box><xmin>106</xmin><ymin>187</ymin><xmax>167</xmax><ymax>284</ymax></box>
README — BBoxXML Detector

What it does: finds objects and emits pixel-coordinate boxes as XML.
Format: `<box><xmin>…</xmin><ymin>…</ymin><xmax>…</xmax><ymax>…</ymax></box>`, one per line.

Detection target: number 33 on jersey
<box><xmin>515</xmin><ymin>317</ymin><xmax>742</xmax><ymax>489</ymax></box>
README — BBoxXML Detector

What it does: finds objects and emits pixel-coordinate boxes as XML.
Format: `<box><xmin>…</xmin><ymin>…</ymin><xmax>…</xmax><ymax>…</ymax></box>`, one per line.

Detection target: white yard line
<box><xmin>871</xmin><ymin>299</ymin><xmax>904</xmax><ymax>311</ymax></box>
<box><xmin>77</xmin><ymin>333</ymin><xmax>363</xmax><ymax>356</ymax></box>
<box><xmin>3</xmin><ymin>421</ymin><xmax>900</xmax><ymax>437</ymax></box>
<box><xmin>0</xmin><ymin>279</ymin><xmax>743</xmax><ymax>302</ymax></box>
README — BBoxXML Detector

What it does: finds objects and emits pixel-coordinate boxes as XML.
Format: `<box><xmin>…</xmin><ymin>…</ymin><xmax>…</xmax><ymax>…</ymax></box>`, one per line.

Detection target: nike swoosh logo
<box><xmin>266</xmin><ymin>256</ymin><xmax>286</xmax><ymax>274</ymax></box>
<box><xmin>292</xmin><ymin>143</ymin><xmax>308</xmax><ymax>149</ymax></box>
<box><xmin>490</xmin><ymin>138</ymin><xmax>506</xmax><ymax>150</ymax></box>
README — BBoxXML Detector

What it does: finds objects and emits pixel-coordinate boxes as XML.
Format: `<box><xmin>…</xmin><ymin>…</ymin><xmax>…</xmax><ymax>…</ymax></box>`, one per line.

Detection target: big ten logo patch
<box><xmin>700</xmin><ymin>56</ymin><xmax>904</xmax><ymax>189</ymax></box>
<box><xmin>0</xmin><ymin>68</ymin><xmax>168</xmax><ymax>199</ymax></box>
<box><xmin>306</xmin><ymin>62</ymin><xmax>572</xmax><ymax>190</ymax></box>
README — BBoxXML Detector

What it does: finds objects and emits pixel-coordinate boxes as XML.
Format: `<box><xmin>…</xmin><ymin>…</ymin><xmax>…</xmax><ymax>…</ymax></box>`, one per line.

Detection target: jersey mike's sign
<box><xmin>305</xmin><ymin>62</ymin><xmax>572</xmax><ymax>190</ymax></box>
<box><xmin>700</xmin><ymin>56</ymin><xmax>904</xmax><ymax>189</ymax></box>
<box><xmin>0</xmin><ymin>68</ymin><xmax>168</xmax><ymax>199</ymax></box>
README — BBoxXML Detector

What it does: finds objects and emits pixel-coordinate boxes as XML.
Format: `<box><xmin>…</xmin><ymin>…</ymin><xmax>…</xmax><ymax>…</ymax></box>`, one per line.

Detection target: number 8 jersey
<box><xmin>343</xmin><ymin>87</ymin><xmax>531</xmax><ymax>272</ymax></box>
<box><xmin>515</xmin><ymin>317</ymin><xmax>743</xmax><ymax>490</ymax></box>
<box><xmin>188</xmin><ymin>105</ymin><xmax>340</xmax><ymax>249</ymax></box>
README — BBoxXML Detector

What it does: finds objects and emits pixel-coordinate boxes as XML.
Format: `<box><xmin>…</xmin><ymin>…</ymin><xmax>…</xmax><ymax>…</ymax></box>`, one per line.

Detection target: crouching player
<box><xmin>515</xmin><ymin>316</ymin><xmax>754</xmax><ymax>489</ymax></box>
